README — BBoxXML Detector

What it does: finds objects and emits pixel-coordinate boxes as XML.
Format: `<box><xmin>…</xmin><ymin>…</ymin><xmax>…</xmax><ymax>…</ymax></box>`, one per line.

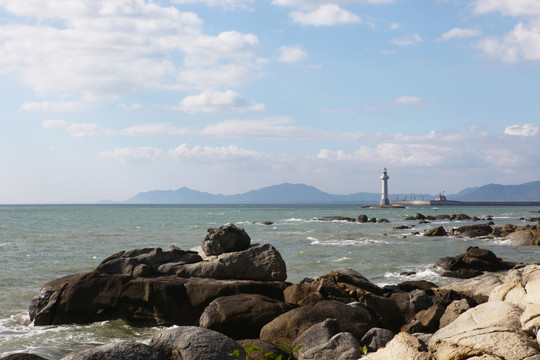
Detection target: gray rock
<box><xmin>202</xmin><ymin>223</ymin><xmax>251</xmax><ymax>256</ymax></box>
<box><xmin>365</xmin><ymin>332</ymin><xmax>430</xmax><ymax>360</ymax></box>
<box><xmin>361</xmin><ymin>327</ymin><xmax>394</xmax><ymax>352</ymax></box>
<box><xmin>150</xmin><ymin>326</ymin><xmax>245</xmax><ymax>360</ymax></box>
<box><xmin>159</xmin><ymin>243</ymin><xmax>287</xmax><ymax>281</ymax></box>
<box><xmin>423</xmin><ymin>226</ymin><xmax>447</xmax><ymax>236</ymax></box>
<box><xmin>429</xmin><ymin>301</ymin><xmax>540</xmax><ymax>360</ymax></box>
<box><xmin>260</xmin><ymin>300</ymin><xmax>378</xmax><ymax>349</ymax></box>
<box><xmin>95</xmin><ymin>246</ymin><xmax>202</xmax><ymax>276</ymax></box>
<box><xmin>291</xmin><ymin>319</ymin><xmax>340</xmax><ymax>359</ymax></box>
<box><xmin>439</xmin><ymin>299</ymin><xmax>470</xmax><ymax>328</ymax></box>
<box><xmin>199</xmin><ymin>293</ymin><xmax>295</xmax><ymax>340</ymax></box>
<box><xmin>299</xmin><ymin>332</ymin><xmax>362</xmax><ymax>360</ymax></box>
<box><xmin>60</xmin><ymin>340</ymin><xmax>164</xmax><ymax>360</ymax></box>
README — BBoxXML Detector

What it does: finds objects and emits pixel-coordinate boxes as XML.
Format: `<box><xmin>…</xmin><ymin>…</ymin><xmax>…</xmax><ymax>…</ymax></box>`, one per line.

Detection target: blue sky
<box><xmin>0</xmin><ymin>0</ymin><xmax>539</xmax><ymax>203</ymax></box>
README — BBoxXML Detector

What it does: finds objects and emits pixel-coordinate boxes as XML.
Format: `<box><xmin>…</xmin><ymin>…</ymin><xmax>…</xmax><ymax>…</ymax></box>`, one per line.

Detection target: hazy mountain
<box><xmin>124</xmin><ymin>180</ymin><xmax>540</xmax><ymax>204</ymax></box>
<box><xmin>125</xmin><ymin>183</ymin><xmax>430</xmax><ymax>204</ymax></box>
<box><xmin>451</xmin><ymin>181</ymin><xmax>540</xmax><ymax>201</ymax></box>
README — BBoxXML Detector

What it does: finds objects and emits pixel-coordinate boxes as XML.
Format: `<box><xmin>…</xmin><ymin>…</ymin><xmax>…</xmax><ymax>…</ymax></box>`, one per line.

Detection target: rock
<box><xmin>504</xmin><ymin>229</ymin><xmax>540</xmax><ymax>246</ymax></box>
<box><xmin>0</xmin><ymin>355</ymin><xmax>47</xmax><ymax>360</ymax></box>
<box><xmin>451</xmin><ymin>213</ymin><xmax>471</xmax><ymax>220</ymax></box>
<box><xmin>442</xmin><ymin>268</ymin><xmax>484</xmax><ymax>279</ymax></box>
<box><xmin>202</xmin><ymin>223</ymin><xmax>251</xmax><ymax>256</ymax></box>
<box><xmin>199</xmin><ymin>294</ymin><xmax>295</xmax><ymax>340</ymax></box>
<box><xmin>390</xmin><ymin>289</ymin><xmax>436</xmax><ymax>322</ymax></box>
<box><xmin>149</xmin><ymin>326</ymin><xmax>246</xmax><ymax>360</ymax></box>
<box><xmin>283</xmin><ymin>283</ymin><xmax>325</xmax><ymax>306</ymax></box>
<box><xmin>236</xmin><ymin>339</ymin><xmax>287</xmax><ymax>360</ymax></box>
<box><xmin>366</xmin><ymin>332</ymin><xmax>430</xmax><ymax>360</ymax></box>
<box><xmin>488</xmin><ymin>264</ymin><xmax>540</xmax><ymax>306</ymax></box>
<box><xmin>357</xmin><ymin>214</ymin><xmax>368</xmax><ymax>223</ymax></box>
<box><xmin>393</xmin><ymin>225</ymin><xmax>411</xmax><ymax>230</ymax></box>
<box><xmin>316</xmin><ymin>268</ymin><xmax>384</xmax><ymax>296</ymax></box>
<box><xmin>405</xmin><ymin>303</ymin><xmax>446</xmax><ymax>334</ymax></box>
<box><xmin>60</xmin><ymin>340</ymin><xmax>164</xmax><ymax>360</ymax></box>
<box><xmin>414</xmin><ymin>213</ymin><xmax>426</xmax><ymax>220</ymax></box>
<box><xmin>437</xmin><ymin>272</ymin><xmax>504</xmax><ymax>304</ymax></box>
<box><xmin>291</xmin><ymin>319</ymin><xmax>340</xmax><ymax>359</ymax></box>
<box><xmin>355</xmin><ymin>291</ymin><xmax>404</xmax><ymax>332</ymax></box>
<box><xmin>259</xmin><ymin>300</ymin><xmax>378</xmax><ymax>349</ymax></box>
<box><xmin>450</xmin><ymin>224</ymin><xmax>493</xmax><ymax>238</ymax></box>
<box><xmin>423</xmin><ymin>226</ymin><xmax>447</xmax><ymax>236</ymax></box>
<box><xmin>29</xmin><ymin>272</ymin><xmax>288</xmax><ymax>326</ymax></box>
<box><xmin>435</xmin><ymin>246</ymin><xmax>515</xmax><ymax>273</ymax></box>
<box><xmin>95</xmin><ymin>246</ymin><xmax>202</xmax><ymax>276</ymax></box>
<box><xmin>317</xmin><ymin>216</ymin><xmax>356</xmax><ymax>222</ymax></box>
<box><xmin>429</xmin><ymin>301</ymin><xmax>540</xmax><ymax>360</ymax></box>
<box><xmin>439</xmin><ymin>299</ymin><xmax>471</xmax><ymax>328</ymax></box>
<box><xmin>361</xmin><ymin>327</ymin><xmax>394</xmax><ymax>352</ymax></box>
<box><xmin>159</xmin><ymin>243</ymin><xmax>287</xmax><ymax>281</ymax></box>
<box><xmin>299</xmin><ymin>332</ymin><xmax>362</xmax><ymax>360</ymax></box>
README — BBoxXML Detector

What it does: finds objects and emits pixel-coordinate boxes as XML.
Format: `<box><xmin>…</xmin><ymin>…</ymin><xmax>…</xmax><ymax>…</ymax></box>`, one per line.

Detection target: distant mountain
<box><xmin>451</xmin><ymin>181</ymin><xmax>540</xmax><ymax>201</ymax></box>
<box><xmin>124</xmin><ymin>180</ymin><xmax>540</xmax><ymax>204</ymax></box>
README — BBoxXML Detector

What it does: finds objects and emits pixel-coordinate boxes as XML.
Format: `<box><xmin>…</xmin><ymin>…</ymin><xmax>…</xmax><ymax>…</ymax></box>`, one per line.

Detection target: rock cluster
<box><xmin>17</xmin><ymin>224</ymin><xmax>540</xmax><ymax>360</ymax></box>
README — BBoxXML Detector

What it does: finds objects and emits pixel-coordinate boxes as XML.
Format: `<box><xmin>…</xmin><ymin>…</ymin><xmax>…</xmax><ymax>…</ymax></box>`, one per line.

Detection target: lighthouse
<box><xmin>380</xmin><ymin>168</ymin><xmax>390</xmax><ymax>206</ymax></box>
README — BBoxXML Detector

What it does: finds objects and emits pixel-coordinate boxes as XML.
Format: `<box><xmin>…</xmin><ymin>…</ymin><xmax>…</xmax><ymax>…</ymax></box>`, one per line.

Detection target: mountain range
<box><xmin>124</xmin><ymin>180</ymin><xmax>540</xmax><ymax>204</ymax></box>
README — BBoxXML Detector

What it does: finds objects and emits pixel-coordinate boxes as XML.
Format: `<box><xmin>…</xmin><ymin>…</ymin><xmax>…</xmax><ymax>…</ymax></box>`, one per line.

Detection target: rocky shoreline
<box><xmin>5</xmin><ymin>219</ymin><xmax>540</xmax><ymax>360</ymax></box>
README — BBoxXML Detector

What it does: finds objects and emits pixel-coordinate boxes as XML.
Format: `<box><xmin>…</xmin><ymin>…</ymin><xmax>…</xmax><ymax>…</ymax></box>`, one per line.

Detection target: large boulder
<box><xmin>95</xmin><ymin>246</ymin><xmax>202</xmax><ymax>276</ymax></box>
<box><xmin>504</xmin><ymin>229</ymin><xmax>540</xmax><ymax>246</ymax></box>
<box><xmin>29</xmin><ymin>272</ymin><xmax>288</xmax><ymax>326</ymax></box>
<box><xmin>361</xmin><ymin>327</ymin><xmax>395</xmax><ymax>352</ymax></box>
<box><xmin>389</xmin><ymin>289</ymin><xmax>437</xmax><ymax>323</ymax></box>
<box><xmin>423</xmin><ymin>226</ymin><xmax>447</xmax><ymax>237</ymax></box>
<box><xmin>202</xmin><ymin>223</ymin><xmax>251</xmax><ymax>256</ymax></box>
<box><xmin>436</xmin><ymin>272</ymin><xmax>504</xmax><ymax>304</ymax></box>
<box><xmin>450</xmin><ymin>224</ymin><xmax>493</xmax><ymax>238</ymax></box>
<box><xmin>159</xmin><ymin>244</ymin><xmax>287</xmax><ymax>281</ymax></box>
<box><xmin>199</xmin><ymin>294</ymin><xmax>295</xmax><ymax>340</ymax></box>
<box><xmin>149</xmin><ymin>326</ymin><xmax>245</xmax><ymax>360</ymax></box>
<box><xmin>434</xmin><ymin>246</ymin><xmax>515</xmax><ymax>274</ymax></box>
<box><xmin>60</xmin><ymin>340</ymin><xmax>164</xmax><ymax>360</ymax></box>
<box><xmin>298</xmin><ymin>332</ymin><xmax>362</xmax><ymax>360</ymax></box>
<box><xmin>366</xmin><ymin>332</ymin><xmax>431</xmax><ymax>360</ymax></box>
<box><xmin>429</xmin><ymin>301</ymin><xmax>540</xmax><ymax>360</ymax></box>
<box><xmin>259</xmin><ymin>300</ymin><xmax>379</xmax><ymax>348</ymax></box>
<box><xmin>291</xmin><ymin>319</ymin><xmax>340</xmax><ymax>359</ymax></box>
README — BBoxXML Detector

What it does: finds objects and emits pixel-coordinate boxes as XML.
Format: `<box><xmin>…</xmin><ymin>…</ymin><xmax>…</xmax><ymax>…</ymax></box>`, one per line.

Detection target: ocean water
<box><xmin>1</xmin><ymin>204</ymin><xmax>539</xmax><ymax>358</ymax></box>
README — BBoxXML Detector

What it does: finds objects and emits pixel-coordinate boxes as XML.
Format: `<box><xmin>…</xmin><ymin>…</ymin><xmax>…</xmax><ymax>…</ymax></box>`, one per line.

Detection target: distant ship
<box><xmin>435</xmin><ymin>191</ymin><xmax>447</xmax><ymax>202</ymax></box>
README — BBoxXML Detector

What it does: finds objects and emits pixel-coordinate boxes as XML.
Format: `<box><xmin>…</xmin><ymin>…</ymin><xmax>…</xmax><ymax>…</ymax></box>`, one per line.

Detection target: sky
<box><xmin>0</xmin><ymin>0</ymin><xmax>539</xmax><ymax>203</ymax></box>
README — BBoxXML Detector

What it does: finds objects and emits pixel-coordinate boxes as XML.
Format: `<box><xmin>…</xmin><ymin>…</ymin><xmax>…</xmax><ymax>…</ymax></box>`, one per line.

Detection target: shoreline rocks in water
<box><xmin>21</xmin><ymin>223</ymin><xmax>540</xmax><ymax>360</ymax></box>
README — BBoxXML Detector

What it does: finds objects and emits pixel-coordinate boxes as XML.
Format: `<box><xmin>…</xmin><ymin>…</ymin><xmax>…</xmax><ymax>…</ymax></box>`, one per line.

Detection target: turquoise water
<box><xmin>1</xmin><ymin>204</ymin><xmax>539</xmax><ymax>358</ymax></box>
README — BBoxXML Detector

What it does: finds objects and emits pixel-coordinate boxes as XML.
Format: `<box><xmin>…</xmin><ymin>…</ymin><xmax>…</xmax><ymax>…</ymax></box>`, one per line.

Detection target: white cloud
<box><xmin>168</xmin><ymin>143</ymin><xmax>261</xmax><ymax>160</ymax></box>
<box><xmin>172</xmin><ymin>0</ymin><xmax>254</xmax><ymax>10</ymax></box>
<box><xmin>395</xmin><ymin>96</ymin><xmax>424</xmax><ymax>105</ymax></box>
<box><xmin>272</xmin><ymin>0</ymin><xmax>394</xmax><ymax>7</ymax></box>
<box><xmin>65</xmin><ymin>123</ymin><xmax>104</xmax><ymax>137</ymax></box>
<box><xmin>98</xmin><ymin>146</ymin><xmax>163</xmax><ymax>163</ymax></box>
<box><xmin>392</xmin><ymin>34</ymin><xmax>423</xmax><ymax>46</ymax></box>
<box><xmin>116</xmin><ymin>123</ymin><xmax>191</xmax><ymax>136</ymax></box>
<box><xmin>277</xmin><ymin>45</ymin><xmax>308</xmax><ymax>63</ymax></box>
<box><xmin>317</xmin><ymin>143</ymin><xmax>450</xmax><ymax>166</ymax></box>
<box><xmin>389</xmin><ymin>22</ymin><xmax>400</xmax><ymax>30</ymax></box>
<box><xmin>199</xmin><ymin>117</ymin><xmax>363</xmax><ymax>141</ymax></box>
<box><xmin>477</xmin><ymin>21</ymin><xmax>540</xmax><ymax>62</ymax></box>
<box><xmin>173</xmin><ymin>90</ymin><xmax>265</xmax><ymax>113</ymax></box>
<box><xmin>504</xmin><ymin>123</ymin><xmax>539</xmax><ymax>136</ymax></box>
<box><xmin>472</xmin><ymin>0</ymin><xmax>540</xmax><ymax>17</ymax></box>
<box><xmin>42</xmin><ymin>119</ymin><xmax>69</xmax><ymax>128</ymax></box>
<box><xmin>290</xmin><ymin>4</ymin><xmax>361</xmax><ymax>26</ymax></box>
<box><xmin>0</xmin><ymin>0</ymin><xmax>262</xmax><ymax>103</ymax></box>
<box><xmin>118</xmin><ymin>103</ymin><xmax>143</xmax><ymax>111</ymax></box>
<box><xmin>21</xmin><ymin>101</ymin><xmax>90</xmax><ymax>112</ymax></box>
<box><xmin>438</xmin><ymin>28</ymin><xmax>483</xmax><ymax>41</ymax></box>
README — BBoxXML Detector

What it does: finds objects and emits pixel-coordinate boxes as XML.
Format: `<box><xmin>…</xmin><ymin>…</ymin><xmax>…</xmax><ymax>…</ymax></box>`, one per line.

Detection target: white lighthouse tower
<box><xmin>380</xmin><ymin>168</ymin><xmax>390</xmax><ymax>206</ymax></box>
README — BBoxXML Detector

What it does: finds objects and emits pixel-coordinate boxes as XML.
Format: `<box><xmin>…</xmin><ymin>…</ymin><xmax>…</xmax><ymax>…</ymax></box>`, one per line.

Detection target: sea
<box><xmin>1</xmin><ymin>204</ymin><xmax>539</xmax><ymax>359</ymax></box>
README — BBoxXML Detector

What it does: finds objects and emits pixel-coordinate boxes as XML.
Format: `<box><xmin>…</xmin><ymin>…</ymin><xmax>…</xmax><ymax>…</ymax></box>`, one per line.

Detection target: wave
<box><xmin>308</xmin><ymin>236</ymin><xmax>389</xmax><ymax>246</ymax></box>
